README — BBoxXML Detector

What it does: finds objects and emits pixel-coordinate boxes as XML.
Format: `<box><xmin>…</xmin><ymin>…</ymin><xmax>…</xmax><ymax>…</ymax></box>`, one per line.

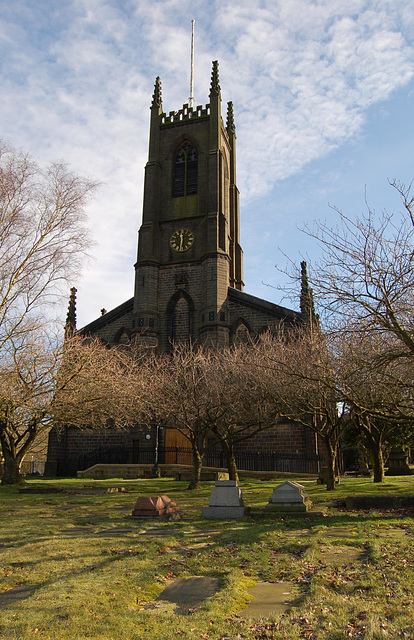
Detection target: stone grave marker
<box><xmin>385</xmin><ymin>447</ymin><xmax>412</xmax><ymax>476</ymax></box>
<box><xmin>131</xmin><ymin>495</ymin><xmax>180</xmax><ymax>518</ymax></box>
<box><xmin>318</xmin><ymin>544</ymin><xmax>366</xmax><ymax>567</ymax></box>
<box><xmin>265</xmin><ymin>481</ymin><xmax>312</xmax><ymax>513</ymax></box>
<box><xmin>96</xmin><ymin>528</ymin><xmax>134</xmax><ymax>536</ymax></box>
<box><xmin>145</xmin><ymin>576</ymin><xmax>221</xmax><ymax>615</ymax></box>
<box><xmin>239</xmin><ymin>581</ymin><xmax>297</xmax><ymax>618</ymax></box>
<box><xmin>202</xmin><ymin>480</ymin><xmax>245</xmax><ymax>519</ymax></box>
<box><xmin>139</xmin><ymin>527</ymin><xmax>181</xmax><ymax>537</ymax></box>
<box><xmin>60</xmin><ymin>527</ymin><xmax>95</xmax><ymax>535</ymax></box>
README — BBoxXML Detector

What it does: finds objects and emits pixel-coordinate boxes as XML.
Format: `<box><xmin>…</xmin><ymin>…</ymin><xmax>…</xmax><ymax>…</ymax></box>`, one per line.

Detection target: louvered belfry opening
<box><xmin>172</xmin><ymin>141</ymin><xmax>198</xmax><ymax>197</ymax></box>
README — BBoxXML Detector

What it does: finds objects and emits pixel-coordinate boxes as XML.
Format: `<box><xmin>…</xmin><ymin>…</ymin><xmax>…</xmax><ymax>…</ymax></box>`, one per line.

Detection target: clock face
<box><xmin>170</xmin><ymin>228</ymin><xmax>194</xmax><ymax>253</ymax></box>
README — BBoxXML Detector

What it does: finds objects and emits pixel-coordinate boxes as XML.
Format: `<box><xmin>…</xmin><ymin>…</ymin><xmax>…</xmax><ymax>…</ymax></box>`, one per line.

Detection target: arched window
<box><xmin>173</xmin><ymin>295</ymin><xmax>191</xmax><ymax>343</ymax></box>
<box><xmin>167</xmin><ymin>290</ymin><xmax>194</xmax><ymax>346</ymax></box>
<box><xmin>172</xmin><ymin>142</ymin><xmax>198</xmax><ymax>197</ymax></box>
<box><xmin>235</xmin><ymin>323</ymin><xmax>250</xmax><ymax>344</ymax></box>
<box><xmin>231</xmin><ymin>318</ymin><xmax>252</xmax><ymax>345</ymax></box>
<box><xmin>114</xmin><ymin>327</ymin><xmax>130</xmax><ymax>345</ymax></box>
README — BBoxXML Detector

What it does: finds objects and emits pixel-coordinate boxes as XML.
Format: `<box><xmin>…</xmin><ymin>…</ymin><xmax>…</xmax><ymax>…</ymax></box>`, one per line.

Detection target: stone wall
<box><xmin>233</xmin><ymin>423</ymin><xmax>319</xmax><ymax>457</ymax></box>
<box><xmin>45</xmin><ymin>424</ymin><xmax>161</xmax><ymax>477</ymax></box>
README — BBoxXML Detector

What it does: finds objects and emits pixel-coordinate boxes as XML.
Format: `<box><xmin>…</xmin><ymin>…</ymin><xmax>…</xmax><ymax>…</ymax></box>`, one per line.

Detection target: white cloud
<box><xmin>212</xmin><ymin>1</ymin><xmax>414</xmax><ymax>200</ymax></box>
<box><xmin>1</xmin><ymin>0</ymin><xmax>414</xmax><ymax>323</ymax></box>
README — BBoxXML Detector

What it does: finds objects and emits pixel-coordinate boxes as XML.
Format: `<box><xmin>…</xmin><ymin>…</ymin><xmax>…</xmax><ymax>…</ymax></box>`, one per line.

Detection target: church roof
<box><xmin>79</xmin><ymin>297</ymin><xmax>133</xmax><ymax>335</ymax></box>
<box><xmin>228</xmin><ymin>287</ymin><xmax>299</xmax><ymax>321</ymax></box>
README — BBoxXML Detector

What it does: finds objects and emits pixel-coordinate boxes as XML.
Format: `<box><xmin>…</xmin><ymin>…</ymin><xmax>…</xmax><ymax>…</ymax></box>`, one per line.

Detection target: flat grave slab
<box><xmin>323</xmin><ymin>527</ymin><xmax>358</xmax><ymax>539</ymax></box>
<box><xmin>145</xmin><ymin>576</ymin><xmax>221</xmax><ymax>615</ymax></box>
<box><xmin>170</xmin><ymin>542</ymin><xmax>212</xmax><ymax>555</ymax></box>
<box><xmin>373</xmin><ymin>527</ymin><xmax>407</xmax><ymax>538</ymax></box>
<box><xmin>138</xmin><ymin>527</ymin><xmax>181</xmax><ymax>537</ymax></box>
<box><xmin>60</xmin><ymin>527</ymin><xmax>95</xmax><ymax>534</ymax></box>
<box><xmin>239</xmin><ymin>581</ymin><xmax>297</xmax><ymax>618</ymax></box>
<box><xmin>283</xmin><ymin>529</ymin><xmax>311</xmax><ymax>538</ymax></box>
<box><xmin>319</xmin><ymin>545</ymin><xmax>365</xmax><ymax>566</ymax></box>
<box><xmin>74</xmin><ymin>515</ymin><xmax>108</xmax><ymax>523</ymax></box>
<box><xmin>55</xmin><ymin>504</ymin><xmax>78</xmax><ymax>511</ymax></box>
<box><xmin>182</xmin><ymin>528</ymin><xmax>220</xmax><ymax>538</ymax></box>
<box><xmin>108</xmin><ymin>504</ymin><xmax>133</xmax><ymax>511</ymax></box>
<box><xmin>96</xmin><ymin>528</ymin><xmax>135</xmax><ymax>536</ymax></box>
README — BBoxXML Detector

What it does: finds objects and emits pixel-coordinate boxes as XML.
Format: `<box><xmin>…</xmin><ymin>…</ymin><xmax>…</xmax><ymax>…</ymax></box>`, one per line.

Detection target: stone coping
<box><xmin>77</xmin><ymin>463</ymin><xmax>317</xmax><ymax>481</ymax></box>
<box><xmin>248</xmin><ymin>507</ymin><xmax>326</xmax><ymax>518</ymax></box>
<box><xmin>345</xmin><ymin>495</ymin><xmax>414</xmax><ymax>509</ymax></box>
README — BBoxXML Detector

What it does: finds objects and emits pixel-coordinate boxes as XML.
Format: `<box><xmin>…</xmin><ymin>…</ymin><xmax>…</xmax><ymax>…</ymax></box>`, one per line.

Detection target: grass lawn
<box><xmin>0</xmin><ymin>475</ymin><xmax>414</xmax><ymax>639</ymax></box>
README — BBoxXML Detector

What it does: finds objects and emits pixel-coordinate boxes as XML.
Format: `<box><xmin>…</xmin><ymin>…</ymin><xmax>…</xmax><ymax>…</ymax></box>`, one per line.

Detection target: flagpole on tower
<box><xmin>189</xmin><ymin>19</ymin><xmax>195</xmax><ymax>108</ymax></box>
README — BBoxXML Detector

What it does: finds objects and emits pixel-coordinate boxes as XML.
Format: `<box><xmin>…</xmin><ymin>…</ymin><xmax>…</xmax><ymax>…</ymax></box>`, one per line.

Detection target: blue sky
<box><xmin>1</xmin><ymin>0</ymin><xmax>414</xmax><ymax>327</ymax></box>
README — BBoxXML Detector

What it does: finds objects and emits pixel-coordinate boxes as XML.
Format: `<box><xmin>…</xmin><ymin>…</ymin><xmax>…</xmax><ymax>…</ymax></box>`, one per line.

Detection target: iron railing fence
<box><xmin>0</xmin><ymin>460</ymin><xmax>46</xmax><ymax>476</ymax></box>
<box><xmin>74</xmin><ymin>446</ymin><xmax>321</xmax><ymax>475</ymax></box>
<box><xmin>205</xmin><ymin>449</ymin><xmax>321</xmax><ymax>474</ymax></box>
<box><xmin>77</xmin><ymin>447</ymin><xmax>131</xmax><ymax>470</ymax></box>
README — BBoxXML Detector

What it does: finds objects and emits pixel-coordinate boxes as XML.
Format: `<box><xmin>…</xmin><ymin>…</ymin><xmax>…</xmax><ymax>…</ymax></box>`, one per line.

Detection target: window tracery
<box><xmin>172</xmin><ymin>142</ymin><xmax>198</xmax><ymax>197</ymax></box>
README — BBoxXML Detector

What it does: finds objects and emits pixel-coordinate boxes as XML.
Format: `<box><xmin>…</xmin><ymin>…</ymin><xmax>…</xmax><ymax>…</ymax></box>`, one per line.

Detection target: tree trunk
<box><xmin>1</xmin><ymin>419</ymin><xmax>40</xmax><ymax>485</ymax></box>
<box><xmin>324</xmin><ymin>437</ymin><xmax>337</xmax><ymax>491</ymax></box>
<box><xmin>358</xmin><ymin>419</ymin><xmax>385</xmax><ymax>483</ymax></box>
<box><xmin>1</xmin><ymin>450</ymin><xmax>22</xmax><ymax>485</ymax></box>
<box><xmin>370</xmin><ymin>443</ymin><xmax>385</xmax><ymax>483</ymax></box>
<box><xmin>188</xmin><ymin>442</ymin><xmax>203</xmax><ymax>490</ymax></box>
<box><xmin>220</xmin><ymin>438</ymin><xmax>239</xmax><ymax>483</ymax></box>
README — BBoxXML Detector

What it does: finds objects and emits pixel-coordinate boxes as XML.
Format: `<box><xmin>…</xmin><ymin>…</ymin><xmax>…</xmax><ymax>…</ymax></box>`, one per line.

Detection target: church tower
<box><xmin>46</xmin><ymin>60</ymin><xmax>313</xmax><ymax>477</ymax></box>
<box><xmin>133</xmin><ymin>61</ymin><xmax>243</xmax><ymax>350</ymax></box>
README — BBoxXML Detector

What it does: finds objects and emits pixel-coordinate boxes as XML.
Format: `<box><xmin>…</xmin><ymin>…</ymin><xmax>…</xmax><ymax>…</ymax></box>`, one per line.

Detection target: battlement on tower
<box><xmin>160</xmin><ymin>103</ymin><xmax>210</xmax><ymax>126</ymax></box>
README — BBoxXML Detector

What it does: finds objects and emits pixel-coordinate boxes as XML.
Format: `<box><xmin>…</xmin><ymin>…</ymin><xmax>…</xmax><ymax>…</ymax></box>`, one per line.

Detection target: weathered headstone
<box><xmin>202</xmin><ymin>480</ymin><xmax>245</xmax><ymax>519</ymax></box>
<box><xmin>265</xmin><ymin>480</ymin><xmax>312</xmax><ymax>513</ymax></box>
<box><xmin>385</xmin><ymin>448</ymin><xmax>412</xmax><ymax>476</ymax></box>
<box><xmin>317</xmin><ymin>466</ymin><xmax>340</xmax><ymax>485</ymax></box>
<box><xmin>355</xmin><ymin>453</ymin><xmax>371</xmax><ymax>476</ymax></box>
<box><xmin>131</xmin><ymin>495</ymin><xmax>180</xmax><ymax>518</ymax></box>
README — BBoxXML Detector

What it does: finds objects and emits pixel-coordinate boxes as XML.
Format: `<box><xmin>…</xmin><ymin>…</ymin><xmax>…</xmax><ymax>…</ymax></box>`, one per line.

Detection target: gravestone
<box><xmin>202</xmin><ymin>480</ymin><xmax>245</xmax><ymax>519</ymax></box>
<box><xmin>131</xmin><ymin>495</ymin><xmax>180</xmax><ymax>518</ymax></box>
<box><xmin>265</xmin><ymin>480</ymin><xmax>312</xmax><ymax>513</ymax></box>
<box><xmin>385</xmin><ymin>448</ymin><xmax>412</xmax><ymax>476</ymax></box>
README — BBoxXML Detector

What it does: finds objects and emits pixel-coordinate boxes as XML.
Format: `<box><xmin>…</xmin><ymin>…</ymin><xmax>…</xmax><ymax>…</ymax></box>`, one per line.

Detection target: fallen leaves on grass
<box><xmin>248</xmin><ymin>620</ymin><xmax>282</xmax><ymax>639</ymax></box>
<box><xmin>109</xmin><ymin>547</ymin><xmax>142</xmax><ymax>557</ymax></box>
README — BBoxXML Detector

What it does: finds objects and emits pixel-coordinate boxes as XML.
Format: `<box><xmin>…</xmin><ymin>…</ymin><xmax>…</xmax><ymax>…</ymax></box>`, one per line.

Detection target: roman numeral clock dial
<box><xmin>169</xmin><ymin>228</ymin><xmax>194</xmax><ymax>252</ymax></box>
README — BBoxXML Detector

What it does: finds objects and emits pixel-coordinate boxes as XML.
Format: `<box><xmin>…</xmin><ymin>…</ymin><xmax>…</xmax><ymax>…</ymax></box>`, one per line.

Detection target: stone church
<box><xmin>45</xmin><ymin>62</ymin><xmax>320</xmax><ymax>476</ymax></box>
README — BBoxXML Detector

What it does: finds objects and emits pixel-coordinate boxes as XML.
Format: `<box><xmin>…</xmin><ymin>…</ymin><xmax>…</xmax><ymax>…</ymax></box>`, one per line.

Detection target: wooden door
<box><xmin>164</xmin><ymin>428</ymin><xmax>193</xmax><ymax>465</ymax></box>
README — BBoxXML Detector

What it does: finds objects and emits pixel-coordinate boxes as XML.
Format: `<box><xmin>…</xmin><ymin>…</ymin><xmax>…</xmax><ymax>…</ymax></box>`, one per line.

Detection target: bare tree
<box><xmin>0</xmin><ymin>140</ymin><xmax>97</xmax><ymax>483</ymax></box>
<box><xmin>52</xmin><ymin>338</ymin><xmax>146</xmax><ymax>430</ymax></box>
<box><xmin>1</xmin><ymin>333</ymin><xmax>138</xmax><ymax>484</ymax></box>
<box><xmin>304</xmin><ymin>181</ymin><xmax>414</xmax><ymax>357</ymax></box>
<box><xmin>139</xmin><ymin>341</ymin><xmax>283</xmax><ymax>488</ymax></box>
<box><xmin>0</xmin><ymin>140</ymin><xmax>96</xmax><ymax>343</ymax></box>
<box><xmin>335</xmin><ymin>329</ymin><xmax>414</xmax><ymax>482</ymax></box>
<box><xmin>253</xmin><ymin>328</ymin><xmax>346</xmax><ymax>491</ymax></box>
<box><xmin>286</xmin><ymin>181</ymin><xmax>414</xmax><ymax>481</ymax></box>
<box><xmin>206</xmin><ymin>343</ymin><xmax>281</xmax><ymax>483</ymax></box>
<box><xmin>140</xmin><ymin>343</ymin><xmax>220</xmax><ymax>490</ymax></box>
